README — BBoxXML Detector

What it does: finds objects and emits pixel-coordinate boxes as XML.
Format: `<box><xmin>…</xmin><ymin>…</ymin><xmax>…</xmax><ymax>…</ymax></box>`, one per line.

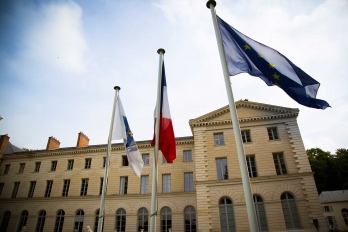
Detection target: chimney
<box><xmin>46</xmin><ymin>136</ymin><xmax>60</xmax><ymax>150</ymax></box>
<box><xmin>0</xmin><ymin>134</ymin><xmax>10</xmax><ymax>153</ymax></box>
<box><xmin>76</xmin><ymin>132</ymin><xmax>89</xmax><ymax>148</ymax></box>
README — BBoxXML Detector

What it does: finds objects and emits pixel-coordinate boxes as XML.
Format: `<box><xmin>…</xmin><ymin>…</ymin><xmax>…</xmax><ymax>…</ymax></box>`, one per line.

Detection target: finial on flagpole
<box><xmin>157</xmin><ymin>48</ymin><xmax>165</xmax><ymax>54</ymax></box>
<box><xmin>206</xmin><ymin>0</ymin><xmax>216</xmax><ymax>8</ymax></box>
<box><xmin>114</xmin><ymin>86</ymin><xmax>121</xmax><ymax>90</ymax></box>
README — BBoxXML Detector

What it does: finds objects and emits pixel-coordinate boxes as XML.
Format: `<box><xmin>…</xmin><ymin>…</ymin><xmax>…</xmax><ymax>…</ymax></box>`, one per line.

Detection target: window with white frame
<box><xmin>216</xmin><ymin>158</ymin><xmax>228</xmax><ymax>180</ymax></box>
<box><xmin>142</xmin><ymin>154</ymin><xmax>150</xmax><ymax>165</ymax></box>
<box><xmin>45</xmin><ymin>180</ymin><xmax>53</xmax><ymax>197</ymax></box>
<box><xmin>34</xmin><ymin>162</ymin><xmax>41</xmax><ymax>172</ymax></box>
<box><xmin>273</xmin><ymin>152</ymin><xmax>287</xmax><ymax>175</ymax></box>
<box><xmin>138</xmin><ymin>208</ymin><xmax>148</xmax><ymax>232</ymax></box>
<box><xmin>54</xmin><ymin>210</ymin><xmax>65</xmax><ymax>232</ymax></box>
<box><xmin>254</xmin><ymin>195</ymin><xmax>268</xmax><ymax>232</ymax></box>
<box><xmin>116</xmin><ymin>208</ymin><xmax>126</xmax><ymax>232</ymax></box>
<box><xmin>85</xmin><ymin>158</ymin><xmax>91</xmax><ymax>169</ymax></box>
<box><xmin>267</xmin><ymin>127</ymin><xmax>279</xmax><ymax>140</ymax></box>
<box><xmin>80</xmin><ymin>179</ymin><xmax>89</xmax><ymax>196</ymax></box>
<box><xmin>323</xmin><ymin>206</ymin><xmax>333</xmax><ymax>212</ymax></box>
<box><xmin>162</xmin><ymin>174</ymin><xmax>171</xmax><ymax>193</ymax></box>
<box><xmin>4</xmin><ymin>164</ymin><xmax>10</xmax><ymax>174</ymax></box>
<box><xmin>184</xmin><ymin>173</ymin><xmax>194</xmax><ymax>192</ymax></box>
<box><xmin>74</xmin><ymin>210</ymin><xmax>84</xmax><ymax>232</ymax></box>
<box><xmin>62</xmin><ymin>179</ymin><xmax>70</xmax><ymax>197</ymax></box>
<box><xmin>119</xmin><ymin>176</ymin><xmax>128</xmax><ymax>195</ymax></box>
<box><xmin>67</xmin><ymin>159</ymin><xmax>74</xmax><ymax>170</ymax></box>
<box><xmin>19</xmin><ymin>163</ymin><xmax>25</xmax><ymax>173</ymax></box>
<box><xmin>184</xmin><ymin>206</ymin><xmax>196</xmax><ymax>232</ymax></box>
<box><xmin>214</xmin><ymin>133</ymin><xmax>224</xmax><ymax>145</ymax></box>
<box><xmin>281</xmin><ymin>193</ymin><xmax>301</xmax><ymax>229</ymax></box>
<box><xmin>99</xmin><ymin>178</ymin><xmax>104</xmax><ymax>195</ymax></box>
<box><xmin>140</xmin><ymin>175</ymin><xmax>149</xmax><ymax>194</ymax></box>
<box><xmin>36</xmin><ymin>210</ymin><xmax>46</xmax><ymax>232</ymax></box>
<box><xmin>11</xmin><ymin>182</ymin><xmax>20</xmax><ymax>198</ymax></box>
<box><xmin>241</xmin><ymin>130</ymin><xmax>251</xmax><ymax>143</ymax></box>
<box><xmin>184</xmin><ymin>150</ymin><xmax>192</xmax><ymax>162</ymax></box>
<box><xmin>160</xmin><ymin>207</ymin><xmax>172</xmax><ymax>232</ymax></box>
<box><xmin>219</xmin><ymin>197</ymin><xmax>236</xmax><ymax>232</ymax></box>
<box><xmin>27</xmin><ymin>181</ymin><xmax>36</xmax><ymax>198</ymax></box>
<box><xmin>246</xmin><ymin>155</ymin><xmax>257</xmax><ymax>178</ymax></box>
<box><xmin>17</xmin><ymin>210</ymin><xmax>28</xmax><ymax>232</ymax></box>
<box><xmin>51</xmin><ymin>161</ymin><xmax>57</xmax><ymax>171</ymax></box>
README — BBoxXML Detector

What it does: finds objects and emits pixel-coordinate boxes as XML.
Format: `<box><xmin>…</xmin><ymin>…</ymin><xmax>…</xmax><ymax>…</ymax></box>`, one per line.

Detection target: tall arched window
<box><xmin>281</xmin><ymin>193</ymin><xmax>301</xmax><ymax>229</ymax></box>
<box><xmin>253</xmin><ymin>195</ymin><xmax>268</xmax><ymax>232</ymax></box>
<box><xmin>0</xmin><ymin>211</ymin><xmax>11</xmax><ymax>232</ymax></box>
<box><xmin>219</xmin><ymin>197</ymin><xmax>236</xmax><ymax>232</ymax></box>
<box><xmin>342</xmin><ymin>208</ymin><xmax>348</xmax><ymax>225</ymax></box>
<box><xmin>35</xmin><ymin>210</ymin><xmax>46</xmax><ymax>232</ymax></box>
<box><xmin>74</xmin><ymin>210</ymin><xmax>84</xmax><ymax>232</ymax></box>
<box><xmin>94</xmin><ymin>210</ymin><xmax>104</xmax><ymax>232</ymax></box>
<box><xmin>137</xmin><ymin>208</ymin><xmax>148</xmax><ymax>232</ymax></box>
<box><xmin>54</xmin><ymin>210</ymin><xmax>65</xmax><ymax>232</ymax></box>
<box><xmin>116</xmin><ymin>208</ymin><xmax>126</xmax><ymax>232</ymax></box>
<box><xmin>184</xmin><ymin>206</ymin><xmax>196</xmax><ymax>232</ymax></box>
<box><xmin>17</xmin><ymin>210</ymin><xmax>28</xmax><ymax>232</ymax></box>
<box><xmin>160</xmin><ymin>207</ymin><xmax>172</xmax><ymax>232</ymax></box>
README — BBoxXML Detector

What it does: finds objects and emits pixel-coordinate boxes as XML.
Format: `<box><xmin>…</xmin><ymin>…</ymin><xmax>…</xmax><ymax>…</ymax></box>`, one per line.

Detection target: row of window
<box><xmin>0</xmin><ymin>173</ymin><xmax>194</xmax><ymax>198</ymax></box>
<box><xmin>216</xmin><ymin>152</ymin><xmax>287</xmax><ymax>180</ymax></box>
<box><xmin>214</xmin><ymin>127</ymin><xmax>279</xmax><ymax>145</ymax></box>
<box><xmin>325</xmin><ymin>209</ymin><xmax>348</xmax><ymax>230</ymax></box>
<box><xmin>2</xmin><ymin>151</ymin><xmax>193</xmax><ymax>174</ymax></box>
<box><xmin>0</xmin><ymin>192</ymin><xmax>305</xmax><ymax>232</ymax></box>
<box><xmin>0</xmin><ymin>206</ymin><xmax>196</xmax><ymax>232</ymax></box>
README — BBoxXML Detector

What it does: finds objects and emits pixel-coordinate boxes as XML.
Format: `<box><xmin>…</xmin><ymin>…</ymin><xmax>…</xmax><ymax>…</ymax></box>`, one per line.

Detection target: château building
<box><xmin>0</xmin><ymin>100</ymin><xmax>327</xmax><ymax>232</ymax></box>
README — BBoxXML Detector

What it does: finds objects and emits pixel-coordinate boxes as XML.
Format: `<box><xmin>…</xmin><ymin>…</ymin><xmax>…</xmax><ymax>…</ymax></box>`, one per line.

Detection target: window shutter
<box><xmin>333</xmin><ymin>216</ymin><xmax>338</xmax><ymax>228</ymax></box>
<box><xmin>325</xmin><ymin>217</ymin><xmax>330</xmax><ymax>228</ymax></box>
<box><xmin>330</xmin><ymin>206</ymin><xmax>333</xmax><ymax>212</ymax></box>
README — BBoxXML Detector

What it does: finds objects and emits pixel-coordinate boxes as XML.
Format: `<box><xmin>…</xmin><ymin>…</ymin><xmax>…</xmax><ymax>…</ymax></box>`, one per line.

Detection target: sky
<box><xmin>0</xmin><ymin>0</ymin><xmax>347</xmax><ymax>153</ymax></box>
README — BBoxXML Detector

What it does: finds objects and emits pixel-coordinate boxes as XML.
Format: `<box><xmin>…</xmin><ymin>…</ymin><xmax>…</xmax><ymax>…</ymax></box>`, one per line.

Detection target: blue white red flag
<box><xmin>151</xmin><ymin>62</ymin><xmax>176</xmax><ymax>163</ymax></box>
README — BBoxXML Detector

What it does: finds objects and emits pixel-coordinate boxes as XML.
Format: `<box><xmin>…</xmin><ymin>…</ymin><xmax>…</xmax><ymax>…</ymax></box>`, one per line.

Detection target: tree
<box><xmin>307</xmin><ymin>148</ymin><xmax>348</xmax><ymax>193</ymax></box>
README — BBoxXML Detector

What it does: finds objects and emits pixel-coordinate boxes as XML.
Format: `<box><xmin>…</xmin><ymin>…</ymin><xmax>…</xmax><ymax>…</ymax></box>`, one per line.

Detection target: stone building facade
<box><xmin>0</xmin><ymin>100</ymin><xmax>327</xmax><ymax>231</ymax></box>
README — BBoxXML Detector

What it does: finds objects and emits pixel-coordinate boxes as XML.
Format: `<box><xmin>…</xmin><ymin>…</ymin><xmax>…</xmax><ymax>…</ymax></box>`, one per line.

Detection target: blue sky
<box><xmin>0</xmin><ymin>0</ymin><xmax>347</xmax><ymax>153</ymax></box>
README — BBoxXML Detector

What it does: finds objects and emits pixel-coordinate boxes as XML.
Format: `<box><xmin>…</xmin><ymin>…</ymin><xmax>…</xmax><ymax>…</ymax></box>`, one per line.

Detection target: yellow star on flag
<box><xmin>258</xmin><ymin>53</ymin><xmax>263</xmax><ymax>58</ymax></box>
<box><xmin>269</xmin><ymin>63</ymin><xmax>275</xmax><ymax>69</ymax></box>
<box><xmin>128</xmin><ymin>131</ymin><xmax>133</xmax><ymax>137</ymax></box>
<box><xmin>243</xmin><ymin>44</ymin><xmax>251</xmax><ymax>50</ymax></box>
<box><xmin>273</xmin><ymin>73</ymin><xmax>280</xmax><ymax>80</ymax></box>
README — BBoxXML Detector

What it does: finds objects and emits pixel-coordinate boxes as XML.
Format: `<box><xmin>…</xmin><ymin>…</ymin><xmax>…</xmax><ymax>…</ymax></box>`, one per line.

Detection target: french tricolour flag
<box><xmin>112</xmin><ymin>97</ymin><xmax>144</xmax><ymax>177</ymax></box>
<box><xmin>151</xmin><ymin>61</ymin><xmax>176</xmax><ymax>163</ymax></box>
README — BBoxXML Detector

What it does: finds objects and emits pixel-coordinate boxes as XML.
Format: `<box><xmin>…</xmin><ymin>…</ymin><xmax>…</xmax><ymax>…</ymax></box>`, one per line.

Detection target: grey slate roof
<box><xmin>319</xmin><ymin>190</ymin><xmax>348</xmax><ymax>203</ymax></box>
<box><xmin>4</xmin><ymin>141</ymin><xmax>23</xmax><ymax>154</ymax></box>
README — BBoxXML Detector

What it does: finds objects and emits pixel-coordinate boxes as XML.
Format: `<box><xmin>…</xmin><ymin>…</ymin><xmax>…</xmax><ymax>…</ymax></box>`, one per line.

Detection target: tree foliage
<box><xmin>307</xmin><ymin>148</ymin><xmax>348</xmax><ymax>193</ymax></box>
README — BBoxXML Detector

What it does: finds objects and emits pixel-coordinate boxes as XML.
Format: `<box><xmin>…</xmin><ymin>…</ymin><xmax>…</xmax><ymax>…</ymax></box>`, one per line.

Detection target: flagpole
<box><xmin>150</xmin><ymin>48</ymin><xmax>165</xmax><ymax>232</ymax></box>
<box><xmin>206</xmin><ymin>1</ymin><xmax>258</xmax><ymax>231</ymax></box>
<box><xmin>98</xmin><ymin>86</ymin><xmax>121</xmax><ymax>232</ymax></box>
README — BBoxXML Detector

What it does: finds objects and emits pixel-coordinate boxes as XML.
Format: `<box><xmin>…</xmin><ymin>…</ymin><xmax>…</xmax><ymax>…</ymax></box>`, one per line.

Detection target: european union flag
<box><xmin>217</xmin><ymin>15</ymin><xmax>330</xmax><ymax>109</ymax></box>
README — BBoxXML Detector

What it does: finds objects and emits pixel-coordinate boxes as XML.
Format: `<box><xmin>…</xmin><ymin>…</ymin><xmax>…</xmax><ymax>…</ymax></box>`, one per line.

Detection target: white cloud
<box><xmin>20</xmin><ymin>1</ymin><xmax>88</xmax><ymax>74</ymax></box>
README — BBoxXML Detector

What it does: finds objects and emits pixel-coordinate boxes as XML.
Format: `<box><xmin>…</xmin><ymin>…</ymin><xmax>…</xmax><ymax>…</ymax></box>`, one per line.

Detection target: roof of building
<box><xmin>4</xmin><ymin>141</ymin><xmax>23</xmax><ymax>154</ymax></box>
<box><xmin>319</xmin><ymin>190</ymin><xmax>348</xmax><ymax>203</ymax></box>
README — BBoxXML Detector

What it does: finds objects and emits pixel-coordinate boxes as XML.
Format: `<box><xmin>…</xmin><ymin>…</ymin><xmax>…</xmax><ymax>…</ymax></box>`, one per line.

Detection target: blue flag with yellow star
<box><xmin>217</xmin><ymin>15</ymin><xmax>330</xmax><ymax>109</ymax></box>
